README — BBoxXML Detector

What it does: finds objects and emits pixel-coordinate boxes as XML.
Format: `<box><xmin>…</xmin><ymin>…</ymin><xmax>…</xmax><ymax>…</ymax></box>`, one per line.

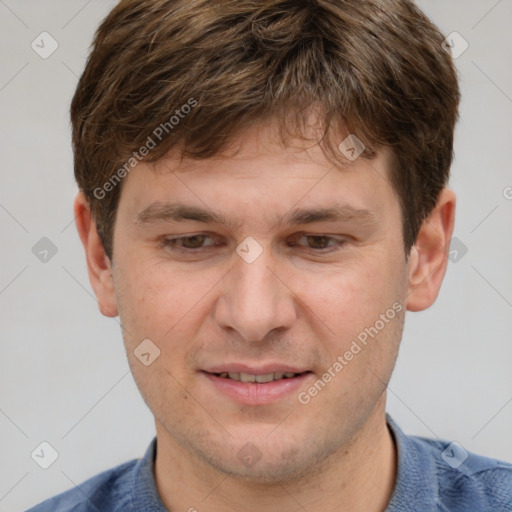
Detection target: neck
<box><xmin>154</xmin><ymin>396</ymin><xmax>397</xmax><ymax>512</ymax></box>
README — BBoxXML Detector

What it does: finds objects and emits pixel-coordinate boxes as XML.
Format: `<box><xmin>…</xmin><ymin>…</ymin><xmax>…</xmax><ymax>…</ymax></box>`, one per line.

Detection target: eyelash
<box><xmin>161</xmin><ymin>233</ymin><xmax>347</xmax><ymax>254</ymax></box>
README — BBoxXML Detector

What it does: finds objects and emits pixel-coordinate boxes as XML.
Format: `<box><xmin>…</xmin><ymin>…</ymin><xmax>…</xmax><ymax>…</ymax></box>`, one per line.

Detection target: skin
<box><xmin>75</xmin><ymin>120</ymin><xmax>455</xmax><ymax>512</ymax></box>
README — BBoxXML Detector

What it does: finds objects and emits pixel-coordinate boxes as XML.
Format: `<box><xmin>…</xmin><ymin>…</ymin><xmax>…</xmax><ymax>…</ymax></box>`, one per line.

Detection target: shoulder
<box><xmin>414</xmin><ymin>435</ymin><xmax>512</xmax><ymax>511</ymax></box>
<box><xmin>386</xmin><ymin>414</ymin><xmax>512</xmax><ymax>512</ymax></box>
<box><xmin>26</xmin><ymin>459</ymin><xmax>138</xmax><ymax>512</ymax></box>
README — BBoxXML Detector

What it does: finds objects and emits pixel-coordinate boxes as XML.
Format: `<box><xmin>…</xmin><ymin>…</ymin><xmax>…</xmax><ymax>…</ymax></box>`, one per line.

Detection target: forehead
<box><xmin>117</xmin><ymin>122</ymin><xmax>397</xmax><ymax>230</ymax></box>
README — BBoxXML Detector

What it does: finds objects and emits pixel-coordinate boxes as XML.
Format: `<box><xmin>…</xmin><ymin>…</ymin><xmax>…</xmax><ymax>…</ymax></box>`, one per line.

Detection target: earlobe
<box><xmin>406</xmin><ymin>188</ymin><xmax>456</xmax><ymax>312</ymax></box>
<box><xmin>74</xmin><ymin>192</ymin><xmax>118</xmax><ymax>317</ymax></box>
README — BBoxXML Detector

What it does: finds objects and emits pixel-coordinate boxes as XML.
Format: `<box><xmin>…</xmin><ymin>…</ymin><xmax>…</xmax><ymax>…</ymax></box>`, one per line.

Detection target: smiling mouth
<box><xmin>209</xmin><ymin>371</ymin><xmax>311</xmax><ymax>383</ymax></box>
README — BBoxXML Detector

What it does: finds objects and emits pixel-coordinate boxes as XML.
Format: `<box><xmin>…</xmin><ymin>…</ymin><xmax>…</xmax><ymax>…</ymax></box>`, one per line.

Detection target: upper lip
<box><xmin>202</xmin><ymin>363</ymin><xmax>311</xmax><ymax>375</ymax></box>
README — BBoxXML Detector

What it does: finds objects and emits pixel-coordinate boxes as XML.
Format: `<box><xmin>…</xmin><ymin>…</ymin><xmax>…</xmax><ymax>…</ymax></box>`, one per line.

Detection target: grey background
<box><xmin>1</xmin><ymin>1</ymin><xmax>511</xmax><ymax>510</ymax></box>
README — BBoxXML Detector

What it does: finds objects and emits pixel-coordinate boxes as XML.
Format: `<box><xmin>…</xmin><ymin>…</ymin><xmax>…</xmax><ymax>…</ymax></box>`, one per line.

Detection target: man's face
<box><xmin>110</xmin><ymin>122</ymin><xmax>409</xmax><ymax>481</ymax></box>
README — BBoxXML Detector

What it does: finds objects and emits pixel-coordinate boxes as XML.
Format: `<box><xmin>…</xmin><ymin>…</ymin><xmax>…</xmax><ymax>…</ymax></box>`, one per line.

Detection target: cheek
<box><xmin>294</xmin><ymin>257</ymin><xmax>400</xmax><ymax>328</ymax></box>
<box><xmin>115</xmin><ymin>257</ymin><xmax>186</xmax><ymax>324</ymax></box>
<box><xmin>292</xmin><ymin>253</ymin><xmax>405</xmax><ymax>378</ymax></box>
<box><xmin>115</xmin><ymin>261</ymin><xmax>202</xmax><ymax>414</ymax></box>
<box><xmin>114</xmin><ymin>255</ymin><xmax>229</xmax><ymax>408</ymax></box>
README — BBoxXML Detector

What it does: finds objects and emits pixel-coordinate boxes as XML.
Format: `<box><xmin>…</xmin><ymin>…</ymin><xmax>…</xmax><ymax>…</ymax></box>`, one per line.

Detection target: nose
<box><xmin>213</xmin><ymin>243</ymin><xmax>297</xmax><ymax>342</ymax></box>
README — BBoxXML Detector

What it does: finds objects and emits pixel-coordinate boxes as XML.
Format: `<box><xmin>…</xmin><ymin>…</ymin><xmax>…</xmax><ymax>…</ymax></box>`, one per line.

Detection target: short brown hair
<box><xmin>71</xmin><ymin>0</ymin><xmax>460</xmax><ymax>260</ymax></box>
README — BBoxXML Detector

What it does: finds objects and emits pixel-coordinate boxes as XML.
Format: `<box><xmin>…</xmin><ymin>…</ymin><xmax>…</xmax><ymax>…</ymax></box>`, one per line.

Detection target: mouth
<box><xmin>210</xmin><ymin>371</ymin><xmax>309</xmax><ymax>383</ymax></box>
<box><xmin>200</xmin><ymin>368</ymin><xmax>314</xmax><ymax>405</ymax></box>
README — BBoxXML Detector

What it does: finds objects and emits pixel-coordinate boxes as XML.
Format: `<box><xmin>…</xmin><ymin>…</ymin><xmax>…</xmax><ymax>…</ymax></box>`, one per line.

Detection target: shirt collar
<box><xmin>130</xmin><ymin>437</ymin><xmax>168</xmax><ymax>511</ymax></box>
<box><xmin>385</xmin><ymin>413</ymin><xmax>438</xmax><ymax>511</ymax></box>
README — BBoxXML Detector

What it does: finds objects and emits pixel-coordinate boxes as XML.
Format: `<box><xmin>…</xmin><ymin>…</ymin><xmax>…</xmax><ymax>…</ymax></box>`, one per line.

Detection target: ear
<box><xmin>406</xmin><ymin>188</ymin><xmax>456</xmax><ymax>312</ymax></box>
<box><xmin>74</xmin><ymin>192</ymin><xmax>118</xmax><ymax>317</ymax></box>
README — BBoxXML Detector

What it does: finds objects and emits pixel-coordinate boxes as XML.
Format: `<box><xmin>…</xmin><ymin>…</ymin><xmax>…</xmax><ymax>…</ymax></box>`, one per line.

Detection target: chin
<box><xmin>190</xmin><ymin>431</ymin><xmax>336</xmax><ymax>485</ymax></box>
<box><xmin>205</xmin><ymin>451</ymin><xmax>316</xmax><ymax>485</ymax></box>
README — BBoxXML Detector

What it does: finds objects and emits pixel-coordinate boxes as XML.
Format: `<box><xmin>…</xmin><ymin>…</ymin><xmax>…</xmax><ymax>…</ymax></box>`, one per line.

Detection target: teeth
<box><xmin>217</xmin><ymin>371</ymin><xmax>300</xmax><ymax>382</ymax></box>
<box><xmin>255</xmin><ymin>373</ymin><xmax>274</xmax><ymax>383</ymax></box>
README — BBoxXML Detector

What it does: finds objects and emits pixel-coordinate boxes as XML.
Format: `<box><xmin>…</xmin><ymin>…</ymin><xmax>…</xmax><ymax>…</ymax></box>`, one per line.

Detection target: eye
<box><xmin>162</xmin><ymin>234</ymin><xmax>218</xmax><ymax>251</ymax></box>
<box><xmin>160</xmin><ymin>233</ymin><xmax>347</xmax><ymax>255</ymax></box>
<box><xmin>289</xmin><ymin>234</ymin><xmax>347</xmax><ymax>251</ymax></box>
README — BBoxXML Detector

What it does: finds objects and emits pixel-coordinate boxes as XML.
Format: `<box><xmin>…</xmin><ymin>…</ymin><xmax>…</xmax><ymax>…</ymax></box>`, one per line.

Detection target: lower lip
<box><xmin>201</xmin><ymin>371</ymin><xmax>313</xmax><ymax>405</ymax></box>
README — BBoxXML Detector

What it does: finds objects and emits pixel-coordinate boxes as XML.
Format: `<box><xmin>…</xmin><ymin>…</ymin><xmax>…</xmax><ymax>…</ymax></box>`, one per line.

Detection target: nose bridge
<box><xmin>215</xmin><ymin>243</ymin><xmax>296</xmax><ymax>341</ymax></box>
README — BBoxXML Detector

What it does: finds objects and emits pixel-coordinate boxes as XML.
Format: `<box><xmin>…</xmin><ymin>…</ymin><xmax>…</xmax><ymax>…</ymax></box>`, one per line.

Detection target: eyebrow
<box><xmin>134</xmin><ymin>201</ymin><xmax>377</xmax><ymax>231</ymax></box>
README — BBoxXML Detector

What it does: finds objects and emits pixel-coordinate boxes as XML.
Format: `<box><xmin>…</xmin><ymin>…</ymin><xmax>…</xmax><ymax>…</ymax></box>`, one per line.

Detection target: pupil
<box><xmin>184</xmin><ymin>235</ymin><xmax>205</xmax><ymax>248</ymax></box>
<box><xmin>308</xmin><ymin>235</ymin><xmax>328</xmax><ymax>249</ymax></box>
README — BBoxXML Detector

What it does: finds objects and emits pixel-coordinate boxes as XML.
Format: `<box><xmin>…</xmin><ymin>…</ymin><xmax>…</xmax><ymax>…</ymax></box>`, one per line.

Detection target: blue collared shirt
<box><xmin>26</xmin><ymin>414</ymin><xmax>512</xmax><ymax>511</ymax></box>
